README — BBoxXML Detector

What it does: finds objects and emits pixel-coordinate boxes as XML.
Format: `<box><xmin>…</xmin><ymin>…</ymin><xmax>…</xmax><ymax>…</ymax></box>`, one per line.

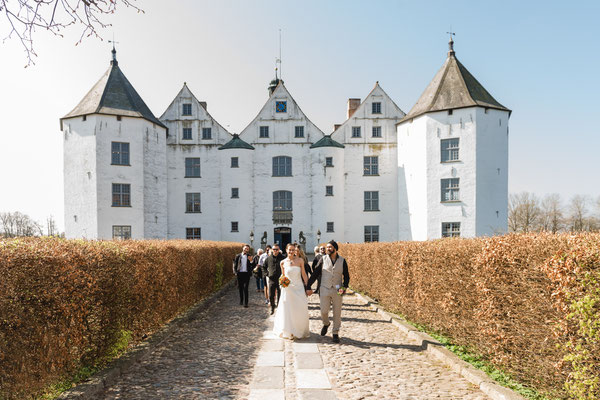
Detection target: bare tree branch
<box><xmin>1</xmin><ymin>0</ymin><xmax>144</xmax><ymax>66</ymax></box>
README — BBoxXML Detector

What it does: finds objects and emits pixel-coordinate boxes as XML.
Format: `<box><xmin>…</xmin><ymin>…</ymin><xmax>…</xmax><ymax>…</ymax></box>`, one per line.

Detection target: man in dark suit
<box><xmin>263</xmin><ymin>243</ymin><xmax>286</xmax><ymax>315</ymax></box>
<box><xmin>310</xmin><ymin>244</ymin><xmax>327</xmax><ymax>293</ymax></box>
<box><xmin>233</xmin><ymin>244</ymin><xmax>255</xmax><ymax>307</ymax></box>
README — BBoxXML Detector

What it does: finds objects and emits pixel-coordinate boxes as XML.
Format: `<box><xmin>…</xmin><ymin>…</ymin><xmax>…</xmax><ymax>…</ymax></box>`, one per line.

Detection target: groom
<box><xmin>306</xmin><ymin>240</ymin><xmax>350</xmax><ymax>343</ymax></box>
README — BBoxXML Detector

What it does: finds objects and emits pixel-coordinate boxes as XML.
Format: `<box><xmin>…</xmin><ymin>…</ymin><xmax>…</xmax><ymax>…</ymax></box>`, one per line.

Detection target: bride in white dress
<box><xmin>273</xmin><ymin>244</ymin><xmax>310</xmax><ymax>339</ymax></box>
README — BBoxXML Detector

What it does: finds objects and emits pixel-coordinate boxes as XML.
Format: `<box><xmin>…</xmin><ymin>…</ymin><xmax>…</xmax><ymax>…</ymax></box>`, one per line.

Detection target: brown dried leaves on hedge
<box><xmin>0</xmin><ymin>237</ymin><xmax>240</xmax><ymax>399</ymax></box>
<box><xmin>340</xmin><ymin>233</ymin><xmax>600</xmax><ymax>399</ymax></box>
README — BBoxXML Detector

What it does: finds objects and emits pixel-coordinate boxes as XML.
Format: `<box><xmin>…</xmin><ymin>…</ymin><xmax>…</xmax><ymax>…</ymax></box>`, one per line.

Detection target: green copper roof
<box><xmin>310</xmin><ymin>135</ymin><xmax>345</xmax><ymax>149</ymax></box>
<box><xmin>218</xmin><ymin>134</ymin><xmax>255</xmax><ymax>150</ymax></box>
<box><xmin>61</xmin><ymin>52</ymin><xmax>166</xmax><ymax>129</ymax></box>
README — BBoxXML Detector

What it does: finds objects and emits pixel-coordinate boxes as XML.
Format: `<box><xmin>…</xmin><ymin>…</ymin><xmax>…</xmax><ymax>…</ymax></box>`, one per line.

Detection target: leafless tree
<box><xmin>567</xmin><ymin>195</ymin><xmax>590</xmax><ymax>232</ymax></box>
<box><xmin>1</xmin><ymin>0</ymin><xmax>143</xmax><ymax>66</ymax></box>
<box><xmin>539</xmin><ymin>193</ymin><xmax>563</xmax><ymax>233</ymax></box>
<box><xmin>0</xmin><ymin>211</ymin><xmax>43</xmax><ymax>237</ymax></box>
<box><xmin>508</xmin><ymin>192</ymin><xmax>541</xmax><ymax>233</ymax></box>
<box><xmin>46</xmin><ymin>214</ymin><xmax>57</xmax><ymax>236</ymax></box>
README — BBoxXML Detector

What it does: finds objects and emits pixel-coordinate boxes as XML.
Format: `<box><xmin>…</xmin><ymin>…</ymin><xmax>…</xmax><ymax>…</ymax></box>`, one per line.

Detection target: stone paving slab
<box><xmin>261</xmin><ymin>340</ymin><xmax>285</xmax><ymax>352</ymax></box>
<box><xmin>252</xmin><ymin>366</ymin><xmax>285</xmax><ymax>389</ymax></box>
<box><xmin>292</xmin><ymin>343</ymin><xmax>319</xmax><ymax>353</ymax></box>
<box><xmin>295</xmin><ymin>352</ymin><xmax>324</xmax><ymax>369</ymax></box>
<box><xmin>248</xmin><ymin>388</ymin><xmax>286</xmax><ymax>400</ymax></box>
<box><xmin>298</xmin><ymin>389</ymin><xmax>338</xmax><ymax>400</ymax></box>
<box><xmin>296</xmin><ymin>369</ymin><xmax>332</xmax><ymax>389</ymax></box>
<box><xmin>256</xmin><ymin>351</ymin><xmax>285</xmax><ymax>367</ymax></box>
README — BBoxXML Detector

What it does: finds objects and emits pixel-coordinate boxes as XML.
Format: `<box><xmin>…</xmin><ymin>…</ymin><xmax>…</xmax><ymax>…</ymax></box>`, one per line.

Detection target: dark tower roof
<box><xmin>401</xmin><ymin>38</ymin><xmax>510</xmax><ymax>122</ymax></box>
<box><xmin>218</xmin><ymin>134</ymin><xmax>255</xmax><ymax>150</ymax></box>
<box><xmin>61</xmin><ymin>49</ymin><xmax>166</xmax><ymax>129</ymax></box>
<box><xmin>310</xmin><ymin>135</ymin><xmax>345</xmax><ymax>149</ymax></box>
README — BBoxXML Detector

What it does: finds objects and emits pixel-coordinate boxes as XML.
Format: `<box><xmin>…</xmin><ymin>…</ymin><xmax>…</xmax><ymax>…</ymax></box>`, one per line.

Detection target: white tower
<box><xmin>60</xmin><ymin>48</ymin><xmax>168</xmax><ymax>239</ymax></box>
<box><xmin>397</xmin><ymin>37</ymin><xmax>511</xmax><ymax>240</ymax></box>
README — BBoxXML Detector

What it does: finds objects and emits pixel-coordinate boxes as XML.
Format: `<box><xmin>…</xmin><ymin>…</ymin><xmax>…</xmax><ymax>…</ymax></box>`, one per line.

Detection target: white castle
<box><xmin>60</xmin><ymin>38</ymin><xmax>510</xmax><ymax>250</ymax></box>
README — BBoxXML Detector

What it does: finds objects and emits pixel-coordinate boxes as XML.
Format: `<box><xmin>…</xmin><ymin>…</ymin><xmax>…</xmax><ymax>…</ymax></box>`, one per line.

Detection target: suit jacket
<box><xmin>264</xmin><ymin>253</ymin><xmax>286</xmax><ymax>280</ymax></box>
<box><xmin>306</xmin><ymin>254</ymin><xmax>350</xmax><ymax>292</ymax></box>
<box><xmin>233</xmin><ymin>253</ymin><xmax>255</xmax><ymax>274</ymax></box>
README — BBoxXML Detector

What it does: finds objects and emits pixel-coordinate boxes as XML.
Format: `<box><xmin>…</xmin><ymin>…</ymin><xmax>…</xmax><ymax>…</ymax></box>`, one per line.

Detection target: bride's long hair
<box><xmin>295</xmin><ymin>245</ymin><xmax>308</xmax><ymax>265</ymax></box>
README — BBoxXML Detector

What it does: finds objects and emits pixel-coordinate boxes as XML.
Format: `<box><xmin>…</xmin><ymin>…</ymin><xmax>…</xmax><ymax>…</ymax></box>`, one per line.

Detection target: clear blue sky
<box><xmin>0</xmin><ymin>0</ymin><xmax>598</xmax><ymax>231</ymax></box>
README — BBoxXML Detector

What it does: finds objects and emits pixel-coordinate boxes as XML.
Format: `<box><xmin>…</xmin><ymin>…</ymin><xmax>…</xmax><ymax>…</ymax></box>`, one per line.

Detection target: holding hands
<box><xmin>305</xmin><ymin>289</ymin><xmax>313</xmax><ymax>296</ymax></box>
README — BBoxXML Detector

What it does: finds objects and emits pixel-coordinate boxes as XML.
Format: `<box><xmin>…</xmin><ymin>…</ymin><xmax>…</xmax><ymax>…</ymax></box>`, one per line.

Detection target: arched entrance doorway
<box><xmin>273</xmin><ymin>227</ymin><xmax>292</xmax><ymax>251</ymax></box>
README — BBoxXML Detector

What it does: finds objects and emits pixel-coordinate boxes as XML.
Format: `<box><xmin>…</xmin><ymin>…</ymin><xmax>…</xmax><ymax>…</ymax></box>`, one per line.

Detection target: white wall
<box><xmin>63</xmin><ymin>116</ymin><xmax>98</xmax><ymax>239</ymax></box>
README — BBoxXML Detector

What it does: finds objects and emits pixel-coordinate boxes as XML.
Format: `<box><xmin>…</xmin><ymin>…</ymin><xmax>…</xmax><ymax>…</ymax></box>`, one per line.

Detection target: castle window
<box><xmin>185</xmin><ymin>157</ymin><xmax>201</xmax><ymax>177</ymax></box>
<box><xmin>325</xmin><ymin>186</ymin><xmax>333</xmax><ymax>196</ymax></box>
<box><xmin>448</xmin><ymin>109</ymin><xmax>453</xmax><ymax>115</ymax></box>
<box><xmin>363</xmin><ymin>156</ymin><xmax>378</xmax><ymax>176</ymax></box>
<box><xmin>441</xmin><ymin>138</ymin><xmax>459</xmax><ymax>162</ymax></box>
<box><xmin>364</xmin><ymin>191</ymin><xmax>379</xmax><ymax>211</ymax></box>
<box><xmin>111</xmin><ymin>142</ymin><xmax>130</xmax><ymax>165</ymax></box>
<box><xmin>182</xmin><ymin>103</ymin><xmax>192</xmax><ymax>116</ymax></box>
<box><xmin>275</xmin><ymin>101</ymin><xmax>287</xmax><ymax>113</ymax></box>
<box><xmin>442</xmin><ymin>222</ymin><xmax>461</xmax><ymax>237</ymax></box>
<box><xmin>260</xmin><ymin>126</ymin><xmax>269</xmax><ymax>138</ymax></box>
<box><xmin>273</xmin><ymin>156</ymin><xmax>292</xmax><ymax>176</ymax></box>
<box><xmin>372</xmin><ymin>102</ymin><xmax>381</xmax><ymax>114</ymax></box>
<box><xmin>231</xmin><ymin>157</ymin><xmax>239</xmax><ymax>168</ymax></box>
<box><xmin>82</xmin><ymin>115</ymin><xmax>87</xmax><ymax>121</ymax></box>
<box><xmin>202</xmin><ymin>127</ymin><xmax>212</xmax><ymax>140</ymax></box>
<box><xmin>186</xmin><ymin>228</ymin><xmax>201</xmax><ymax>240</ymax></box>
<box><xmin>295</xmin><ymin>126</ymin><xmax>304</xmax><ymax>138</ymax></box>
<box><xmin>441</xmin><ymin>178</ymin><xmax>460</xmax><ymax>202</ymax></box>
<box><xmin>112</xmin><ymin>184</ymin><xmax>131</xmax><ymax>207</ymax></box>
<box><xmin>327</xmin><ymin>222</ymin><xmax>334</xmax><ymax>233</ymax></box>
<box><xmin>231</xmin><ymin>221</ymin><xmax>239</xmax><ymax>232</ymax></box>
<box><xmin>112</xmin><ymin>225</ymin><xmax>131</xmax><ymax>240</ymax></box>
<box><xmin>372</xmin><ymin>126</ymin><xmax>382</xmax><ymax>137</ymax></box>
<box><xmin>183</xmin><ymin>128</ymin><xmax>192</xmax><ymax>140</ymax></box>
<box><xmin>231</xmin><ymin>188</ymin><xmax>239</xmax><ymax>198</ymax></box>
<box><xmin>116</xmin><ymin>115</ymin><xmax>122</xmax><ymax>121</ymax></box>
<box><xmin>273</xmin><ymin>190</ymin><xmax>292</xmax><ymax>211</ymax></box>
<box><xmin>185</xmin><ymin>193</ymin><xmax>201</xmax><ymax>213</ymax></box>
<box><xmin>325</xmin><ymin>157</ymin><xmax>333</xmax><ymax>167</ymax></box>
<box><xmin>352</xmin><ymin>126</ymin><xmax>361</xmax><ymax>138</ymax></box>
<box><xmin>364</xmin><ymin>225</ymin><xmax>379</xmax><ymax>242</ymax></box>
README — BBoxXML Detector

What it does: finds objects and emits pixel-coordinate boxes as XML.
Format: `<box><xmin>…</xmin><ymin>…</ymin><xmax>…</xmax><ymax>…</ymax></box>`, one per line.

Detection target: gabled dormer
<box><xmin>239</xmin><ymin>79</ymin><xmax>325</xmax><ymax>144</ymax></box>
<box><xmin>331</xmin><ymin>82</ymin><xmax>405</xmax><ymax>143</ymax></box>
<box><xmin>160</xmin><ymin>83</ymin><xmax>231</xmax><ymax>145</ymax></box>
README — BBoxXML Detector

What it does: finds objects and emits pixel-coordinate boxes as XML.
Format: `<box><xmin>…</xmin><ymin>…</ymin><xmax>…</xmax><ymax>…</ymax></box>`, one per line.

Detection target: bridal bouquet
<box><xmin>279</xmin><ymin>275</ymin><xmax>291</xmax><ymax>288</ymax></box>
<box><xmin>336</xmin><ymin>285</ymin><xmax>346</xmax><ymax>296</ymax></box>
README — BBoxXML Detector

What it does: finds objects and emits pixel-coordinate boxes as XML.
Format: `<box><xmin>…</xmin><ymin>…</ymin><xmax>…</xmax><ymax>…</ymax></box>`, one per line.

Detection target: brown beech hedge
<box><xmin>0</xmin><ymin>238</ymin><xmax>241</xmax><ymax>399</ymax></box>
<box><xmin>340</xmin><ymin>233</ymin><xmax>600</xmax><ymax>399</ymax></box>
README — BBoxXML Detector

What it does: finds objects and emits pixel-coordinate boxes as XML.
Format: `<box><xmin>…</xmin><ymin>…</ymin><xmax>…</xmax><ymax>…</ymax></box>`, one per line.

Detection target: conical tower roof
<box><xmin>401</xmin><ymin>38</ymin><xmax>510</xmax><ymax>122</ymax></box>
<box><xmin>61</xmin><ymin>49</ymin><xmax>166</xmax><ymax>129</ymax></box>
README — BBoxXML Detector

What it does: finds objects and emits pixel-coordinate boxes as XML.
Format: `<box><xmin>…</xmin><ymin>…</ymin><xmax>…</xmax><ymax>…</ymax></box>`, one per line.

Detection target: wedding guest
<box><xmin>233</xmin><ymin>244</ymin><xmax>255</xmax><ymax>308</ymax></box>
<box><xmin>254</xmin><ymin>249</ymin><xmax>265</xmax><ymax>293</ymax></box>
<box><xmin>264</xmin><ymin>243</ymin><xmax>285</xmax><ymax>315</ymax></box>
<box><xmin>310</xmin><ymin>245</ymin><xmax>326</xmax><ymax>292</ymax></box>
<box><xmin>259</xmin><ymin>245</ymin><xmax>271</xmax><ymax>304</ymax></box>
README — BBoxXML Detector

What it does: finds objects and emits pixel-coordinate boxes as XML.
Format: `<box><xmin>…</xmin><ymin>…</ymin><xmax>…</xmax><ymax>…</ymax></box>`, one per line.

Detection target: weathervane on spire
<box><xmin>446</xmin><ymin>29</ymin><xmax>456</xmax><ymax>56</ymax></box>
<box><xmin>275</xmin><ymin>28</ymin><xmax>282</xmax><ymax>80</ymax></box>
<box><xmin>109</xmin><ymin>33</ymin><xmax>119</xmax><ymax>64</ymax></box>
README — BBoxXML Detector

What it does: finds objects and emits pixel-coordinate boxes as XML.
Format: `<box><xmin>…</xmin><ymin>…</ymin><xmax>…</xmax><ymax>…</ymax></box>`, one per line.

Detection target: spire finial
<box><xmin>275</xmin><ymin>28</ymin><xmax>282</xmax><ymax>80</ymax></box>
<box><xmin>109</xmin><ymin>34</ymin><xmax>119</xmax><ymax>65</ymax></box>
<box><xmin>446</xmin><ymin>30</ymin><xmax>456</xmax><ymax>57</ymax></box>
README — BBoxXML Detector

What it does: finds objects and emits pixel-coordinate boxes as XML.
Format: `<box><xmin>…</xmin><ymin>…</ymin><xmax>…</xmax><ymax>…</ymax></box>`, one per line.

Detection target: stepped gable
<box><xmin>61</xmin><ymin>48</ymin><xmax>166</xmax><ymax>129</ymax></box>
<box><xmin>401</xmin><ymin>38</ymin><xmax>510</xmax><ymax>122</ymax></box>
<box><xmin>218</xmin><ymin>134</ymin><xmax>255</xmax><ymax>150</ymax></box>
<box><xmin>310</xmin><ymin>135</ymin><xmax>345</xmax><ymax>149</ymax></box>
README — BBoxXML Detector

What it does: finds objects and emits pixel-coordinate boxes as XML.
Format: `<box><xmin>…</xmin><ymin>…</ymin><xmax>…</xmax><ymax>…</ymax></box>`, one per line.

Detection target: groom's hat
<box><xmin>328</xmin><ymin>240</ymin><xmax>338</xmax><ymax>251</ymax></box>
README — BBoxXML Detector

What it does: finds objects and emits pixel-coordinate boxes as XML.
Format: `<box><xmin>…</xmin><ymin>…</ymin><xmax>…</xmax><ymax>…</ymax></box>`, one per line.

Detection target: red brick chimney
<box><xmin>347</xmin><ymin>98</ymin><xmax>361</xmax><ymax>119</ymax></box>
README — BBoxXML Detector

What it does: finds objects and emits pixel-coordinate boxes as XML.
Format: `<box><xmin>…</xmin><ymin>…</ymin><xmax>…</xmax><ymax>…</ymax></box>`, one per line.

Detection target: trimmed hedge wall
<box><xmin>340</xmin><ymin>233</ymin><xmax>600</xmax><ymax>399</ymax></box>
<box><xmin>0</xmin><ymin>238</ymin><xmax>241</xmax><ymax>399</ymax></box>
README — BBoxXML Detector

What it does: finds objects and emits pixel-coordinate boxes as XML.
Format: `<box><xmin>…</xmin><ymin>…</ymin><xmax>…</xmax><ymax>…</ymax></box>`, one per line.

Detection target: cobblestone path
<box><xmin>100</xmin><ymin>284</ymin><xmax>489</xmax><ymax>399</ymax></box>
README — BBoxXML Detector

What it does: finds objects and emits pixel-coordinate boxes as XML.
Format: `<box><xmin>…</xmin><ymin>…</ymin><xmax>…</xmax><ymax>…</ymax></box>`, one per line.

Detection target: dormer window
<box><xmin>275</xmin><ymin>101</ymin><xmax>287</xmax><ymax>113</ymax></box>
<box><xmin>182</xmin><ymin>103</ymin><xmax>192</xmax><ymax>116</ymax></box>
<box><xmin>259</xmin><ymin>126</ymin><xmax>269</xmax><ymax>138</ymax></box>
<box><xmin>372</xmin><ymin>102</ymin><xmax>381</xmax><ymax>114</ymax></box>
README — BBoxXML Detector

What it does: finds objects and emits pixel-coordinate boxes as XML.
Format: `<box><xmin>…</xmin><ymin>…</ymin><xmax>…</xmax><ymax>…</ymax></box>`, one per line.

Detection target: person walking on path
<box><xmin>253</xmin><ymin>249</ymin><xmax>265</xmax><ymax>293</ymax></box>
<box><xmin>258</xmin><ymin>246</ymin><xmax>270</xmax><ymax>304</ymax></box>
<box><xmin>264</xmin><ymin>243</ymin><xmax>285</xmax><ymax>315</ymax></box>
<box><xmin>306</xmin><ymin>240</ymin><xmax>350</xmax><ymax>343</ymax></box>
<box><xmin>233</xmin><ymin>244</ymin><xmax>255</xmax><ymax>308</ymax></box>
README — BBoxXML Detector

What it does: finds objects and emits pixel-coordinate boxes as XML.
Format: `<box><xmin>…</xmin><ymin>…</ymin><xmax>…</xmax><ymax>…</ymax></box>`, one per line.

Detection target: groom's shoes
<box><xmin>332</xmin><ymin>334</ymin><xmax>340</xmax><ymax>343</ymax></box>
<box><xmin>320</xmin><ymin>324</ymin><xmax>330</xmax><ymax>336</ymax></box>
<box><xmin>270</xmin><ymin>308</ymin><xmax>275</xmax><ymax>315</ymax></box>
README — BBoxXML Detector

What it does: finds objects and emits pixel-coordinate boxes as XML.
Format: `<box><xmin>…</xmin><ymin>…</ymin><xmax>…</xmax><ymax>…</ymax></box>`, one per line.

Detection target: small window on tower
<box><xmin>259</xmin><ymin>126</ymin><xmax>269</xmax><ymax>138</ymax></box>
<box><xmin>202</xmin><ymin>128</ymin><xmax>212</xmax><ymax>140</ymax></box>
<box><xmin>372</xmin><ymin>102</ymin><xmax>382</xmax><ymax>114</ymax></box>
<box><xmin>182</xmin><ymin>128</ymin><xmax>192</xmax><ymax>140</ymax></box>
<box><xmin>231</xmin><ymin>188</ymin><xmax>239</xmax><ymax>198</ymax></box>
<box><xmin>231</xmin><ymin>221</ymin><xmax>239</xmax><ymax>232</ymax></box>
<box><xmin>117</xmin><ymin>115</ymin><xmax>122</xmax><ymax>121</ymax></box>
<box><xmin>295</xmin><ymin>126</ymin><xmax>304</xmax><ymax>138</ymax></box>
<box><xmin>182</xmin><ymin>103</ymin><xmax>192</xmax><ymax>116</ymax></box>
<box><xmin>325</xmin><ymin>186</ymin><xmax>333</xmax><ymax>196</ymax></box>
<box><xmin>325</xmin><ymin>157</ymin><xmax>333</xmax><ymax>167</ymax></box>
<box><xmin>326</xmin><ymin>222</ymin><xmax>334</xmax><ymax>233</ymax></box>
<box><xmin>231</xmin><ymin>157</ymin><xmax>239</xmax><ymax>168</ymax></box>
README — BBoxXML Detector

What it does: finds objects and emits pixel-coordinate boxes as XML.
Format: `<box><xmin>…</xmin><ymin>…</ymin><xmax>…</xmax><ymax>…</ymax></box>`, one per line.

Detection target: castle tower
<box><xmin>397</xmin><ymin>37</ymin><xmax>511</xmax><ymax>239</ymax></box>
<box><xmin>60</xmin><ymin>48</ymin><xmax>168</xmax><ymax>239</ymax></box>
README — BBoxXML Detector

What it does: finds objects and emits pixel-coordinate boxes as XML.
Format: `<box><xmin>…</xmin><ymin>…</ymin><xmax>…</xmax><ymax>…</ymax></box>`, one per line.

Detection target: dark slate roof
<box><xmin>310</xmin><ymin>135</ymin><xmax>345</xmax><ymax>149</ymax></box>
<box><xmin>401</xmin><ymin>49</ymin><xmax>510</xmax><ymax>122</ymax></box>
<box><xmin>61</xmin><ymin>58</ymin><xmax>166</xmax><ymax>129</ymax></box>
<box><xmin>218</xmin><ymin>134</ymin><xmax>255</xmax><ymax>150</ymax></box>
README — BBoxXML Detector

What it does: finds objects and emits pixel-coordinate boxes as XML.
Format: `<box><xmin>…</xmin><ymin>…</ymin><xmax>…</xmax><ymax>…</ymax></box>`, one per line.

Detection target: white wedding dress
<box><xmin>273</xmin><ymin>260</ymin><xmax>310</xmax><ymax>339</ymax></box>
